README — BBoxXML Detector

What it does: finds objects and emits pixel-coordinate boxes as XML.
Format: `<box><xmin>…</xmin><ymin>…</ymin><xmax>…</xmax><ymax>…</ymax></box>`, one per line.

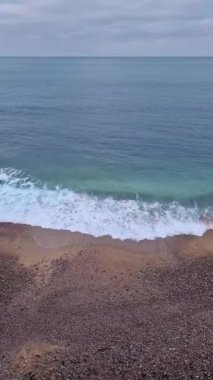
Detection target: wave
<box><xmin>0</xmin><ymin>168</ymin><xmax>212</xmax><ymax>241</ymax></box>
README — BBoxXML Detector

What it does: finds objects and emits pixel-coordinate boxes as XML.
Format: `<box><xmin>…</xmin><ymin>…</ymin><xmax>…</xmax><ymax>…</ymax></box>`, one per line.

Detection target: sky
<box><xmin>0</xmin><ymin>0</ymin><xmax>213</xmax><ymax>56</ymax></box>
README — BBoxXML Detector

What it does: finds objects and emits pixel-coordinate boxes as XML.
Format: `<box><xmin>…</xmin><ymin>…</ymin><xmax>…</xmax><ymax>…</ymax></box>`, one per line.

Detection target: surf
<box><xmin>0</xmin><ymin>168</ymin><xmax>210</xmax><ymax>241</ymax></box>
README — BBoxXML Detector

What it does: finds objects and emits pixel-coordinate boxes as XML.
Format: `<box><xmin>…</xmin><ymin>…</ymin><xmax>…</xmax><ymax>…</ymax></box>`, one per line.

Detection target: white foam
<box><xmin>0</xmin><ymin>168</ymin><xmax>209</xmax><ymax>241</ymax></box>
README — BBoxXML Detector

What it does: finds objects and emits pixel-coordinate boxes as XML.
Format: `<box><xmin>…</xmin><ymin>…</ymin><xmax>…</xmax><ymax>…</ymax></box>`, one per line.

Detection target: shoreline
<box><xmin>0</xmin><ymin>221</ymin><xmax>213</xmax><ymax>265</ymax></box>
<box><xmin>0</xmin><ymin>222</ymin><xmax>213</xmax><ymax>378</ymax></box>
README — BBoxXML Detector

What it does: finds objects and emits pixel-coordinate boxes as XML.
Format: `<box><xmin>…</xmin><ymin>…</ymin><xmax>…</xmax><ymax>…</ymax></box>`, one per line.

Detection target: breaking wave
<box><xmin>0</xmin><ymin>168</ymin><xmax>211</xmax><ymax>241</ymax></box>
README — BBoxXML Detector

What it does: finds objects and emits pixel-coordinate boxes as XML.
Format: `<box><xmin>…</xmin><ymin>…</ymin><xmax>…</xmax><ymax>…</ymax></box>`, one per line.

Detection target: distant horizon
<box><xmin>0</xmin><ymin>56</ymin><xmax>213</xmax><ymax>59</ymax></box>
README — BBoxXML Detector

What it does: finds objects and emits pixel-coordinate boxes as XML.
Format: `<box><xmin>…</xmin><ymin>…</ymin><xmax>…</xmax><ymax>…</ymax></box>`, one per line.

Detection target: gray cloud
<box><xmin>0</xmin><ymin>0</ymin><xmax>212</xmax><ymax>56</ymax></box>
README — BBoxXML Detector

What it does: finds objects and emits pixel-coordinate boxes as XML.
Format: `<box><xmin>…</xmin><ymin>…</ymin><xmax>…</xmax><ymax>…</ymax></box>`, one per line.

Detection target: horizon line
<box><xmin>0</xmin><ymin>55</ymin><xmax>213</xmax><ymax>59</ymax></box>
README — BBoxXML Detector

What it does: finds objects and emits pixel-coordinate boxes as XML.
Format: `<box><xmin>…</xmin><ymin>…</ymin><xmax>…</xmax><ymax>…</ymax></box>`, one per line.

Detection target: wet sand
<box><xmin>0</xmin><ymin>222</ymin><xmax>212</xmax><ymax>379</ymax></box>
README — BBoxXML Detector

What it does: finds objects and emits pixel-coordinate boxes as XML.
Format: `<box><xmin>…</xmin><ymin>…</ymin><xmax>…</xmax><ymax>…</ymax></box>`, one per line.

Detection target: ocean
<box><xmin>0</xmin><ymin>57</ymin><xmax>213</xmax><ymax>240</ymax></box>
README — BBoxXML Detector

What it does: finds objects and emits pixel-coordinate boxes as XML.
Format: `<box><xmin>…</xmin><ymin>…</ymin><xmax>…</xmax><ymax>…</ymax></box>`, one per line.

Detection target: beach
<box><xmin>0</xmin><ymin>222</ymin><xmax>212</xmax><ymax>379</ymax></box>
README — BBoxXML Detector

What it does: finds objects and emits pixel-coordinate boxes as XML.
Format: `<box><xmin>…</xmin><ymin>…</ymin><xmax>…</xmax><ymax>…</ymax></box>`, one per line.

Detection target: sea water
<box><xmin>0</xmin><ymin>57</ymin><xmax>213</xmax><ymax>240</ymax></box>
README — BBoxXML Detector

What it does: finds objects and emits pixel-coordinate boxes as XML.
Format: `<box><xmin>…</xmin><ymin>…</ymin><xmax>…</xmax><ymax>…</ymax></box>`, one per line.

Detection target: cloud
<box><xmin>0</xmin><ymin>0</ymin><xmax>64</xmax><ymax>23</ymax></box>
<box><xmin>0</xmin><ymin>0</ymin><xmax>212</xmax><ymax>55</ymax></box>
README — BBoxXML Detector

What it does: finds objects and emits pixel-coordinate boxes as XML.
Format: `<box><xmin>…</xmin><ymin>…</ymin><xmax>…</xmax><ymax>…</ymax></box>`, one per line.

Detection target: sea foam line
<box><xmin>0</xmin><ymin>168</ymin><xmax>209</xmax><ymax>241</ymax></box>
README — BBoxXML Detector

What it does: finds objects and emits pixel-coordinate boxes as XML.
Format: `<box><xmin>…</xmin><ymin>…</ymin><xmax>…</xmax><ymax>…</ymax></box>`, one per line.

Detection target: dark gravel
<box><xmin>0</xmin><ymin>249</ymin><xmax>212</xmax><ymax>379</ymax></box>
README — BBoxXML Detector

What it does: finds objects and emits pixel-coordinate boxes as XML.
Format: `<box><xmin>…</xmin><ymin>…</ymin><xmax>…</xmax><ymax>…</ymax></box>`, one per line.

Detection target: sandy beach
<box><xmin>0</xmin><ymin>222</ymin><xmax>212</xmax><ymax>379</ymax></box>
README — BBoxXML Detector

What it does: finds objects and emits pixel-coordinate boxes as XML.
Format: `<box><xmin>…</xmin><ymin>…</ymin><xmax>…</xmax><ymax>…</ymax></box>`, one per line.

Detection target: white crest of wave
<box><xmin>0</xmin><ymin>168</ymin><xmax>208</xmax><ymax>241</ymax></box>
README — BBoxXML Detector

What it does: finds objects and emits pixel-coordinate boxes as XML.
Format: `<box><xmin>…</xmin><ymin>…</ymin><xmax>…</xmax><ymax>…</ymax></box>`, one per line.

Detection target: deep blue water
<box><xmin>0</xmin><ymin>58</ymin><xmax>213</xmax><ymax>240</ymax></box>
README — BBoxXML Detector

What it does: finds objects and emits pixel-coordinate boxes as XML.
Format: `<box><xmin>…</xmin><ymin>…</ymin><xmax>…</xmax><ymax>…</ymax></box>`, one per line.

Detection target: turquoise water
<box><xmin>0</xmin><ymin>58</ymin><xmax>213</xmax><ymax>240</ymax></box>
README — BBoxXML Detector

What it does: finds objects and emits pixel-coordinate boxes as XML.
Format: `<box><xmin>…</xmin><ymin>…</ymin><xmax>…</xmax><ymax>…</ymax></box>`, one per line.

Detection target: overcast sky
<box><xmin>0</xmin><ymin>0</ymin><xmax>213</xmax><ymax>56</ymax></box>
